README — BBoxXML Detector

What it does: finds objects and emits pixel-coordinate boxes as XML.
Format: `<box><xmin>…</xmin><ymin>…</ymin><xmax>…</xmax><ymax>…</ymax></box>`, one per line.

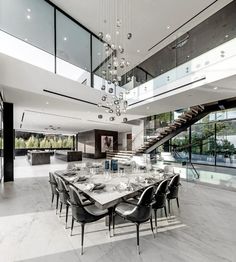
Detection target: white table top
<box><xmin>55</xmin><ymin>169</ymin><xmax>164</xmax><ymax>210</ymax></box>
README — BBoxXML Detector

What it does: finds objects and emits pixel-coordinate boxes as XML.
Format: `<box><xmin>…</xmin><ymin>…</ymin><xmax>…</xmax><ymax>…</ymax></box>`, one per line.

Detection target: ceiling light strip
<box><xmin>148</xmin><ymin>0</ymin><xmax>218</xmax><ymax>52</ymax></box>
<box><xmin>43</xmin><ymin>89</ymin><xmax>110</xmax><ymax>109</ymax></box>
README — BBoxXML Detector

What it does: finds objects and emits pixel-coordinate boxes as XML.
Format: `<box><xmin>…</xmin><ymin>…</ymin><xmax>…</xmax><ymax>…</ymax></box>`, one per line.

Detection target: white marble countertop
<box><xmin>55</xmin><ymin>170</ymin><xmax>163</xmax><ymax>209</ymax></box>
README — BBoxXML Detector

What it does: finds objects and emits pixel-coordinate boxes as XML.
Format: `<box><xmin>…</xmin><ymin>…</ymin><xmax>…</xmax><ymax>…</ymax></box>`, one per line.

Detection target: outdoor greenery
<box><xmin>15</xmin><ymin>135</ymin><xmax>73</xmax><ymax>149</ymax></box>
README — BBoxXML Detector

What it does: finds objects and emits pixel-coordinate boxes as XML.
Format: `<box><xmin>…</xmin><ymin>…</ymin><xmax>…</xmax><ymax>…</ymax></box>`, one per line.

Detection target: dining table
<box><xmin>54</xmin><ymin>169</ymin><xmax>167</xmax><ymax>210</ymax></box>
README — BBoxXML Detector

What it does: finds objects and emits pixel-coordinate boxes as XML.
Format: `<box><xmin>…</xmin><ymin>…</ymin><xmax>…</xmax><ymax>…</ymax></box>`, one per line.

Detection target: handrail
<box><xmin>172</xmin><ymin>149</ymin><xmax>199</xmax><ymax>179</ymax></box>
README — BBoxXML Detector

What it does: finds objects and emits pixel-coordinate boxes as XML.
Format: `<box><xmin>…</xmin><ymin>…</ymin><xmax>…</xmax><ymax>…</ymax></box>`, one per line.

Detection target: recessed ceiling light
<box><xmin>26</xmin><ymin>15</ymin><xmax>31</xmax><ymax>20</ymax></box>
<box><xmin>137</xmin><ymin>49</ymin><xmax>140</xmax><ymax>53</ymax></box>
<box><xmin>225</xmin><ymin>34</ymin><xmax>229</xmax><ymax>38</ymax></box>
<box><xmin>97</xmin><ymin>52</ymin><xmax>101</xmax><ymax>56</ymax></box>
<box><xmin>167</xmin><ymin>25</ymin><xmax>171</xmax><ymax>29</ymax></box>
<box><xmin>24</xmin><ymin>38</ymin><xmax>28</xmax><ymax>41</ymax></box>
<box><xmin>213</xmin><ymin>86</ymin><xmax>218</xmax><ymax>90</ymax></box>
<box><xmin>187</xmin><ymin>55</ymin><xmax>190</xmax><ymax>58</ymax></box>
<box><xmin>27</xmin><ymin>8</ymin><xmax>31</xmax><ymax>12</ymax></box>
<box><xmin>63</xmin><ymin>37</ymin><xmax>67</xmax><ymax>41</ymax></box>
<box><xmin>146</xmin><ymin>106</ymin><xmax>149</xmax><ymax>110</ymax></box>
<box><xmin>46</xmin><ymin>101</ymin><xmax>49</xmax><ymax>105</ymax></box>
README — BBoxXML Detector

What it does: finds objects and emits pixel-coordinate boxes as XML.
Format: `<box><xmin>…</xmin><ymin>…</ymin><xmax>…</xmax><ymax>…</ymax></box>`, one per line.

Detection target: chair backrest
<box><xmin>127</xmin><ymin>186</ymin><xmax>154</xmax><ymax>223</ymax></box>
<box><xmin>49</xmin><ymin>172</ymin><xmax>58</xmax><ymax>195</ymax></box>
<box><xmin>57</xmin><ymin>176</ymin><xmax>69</xmax><ymax>204</ymax></box>
<box><xmin>68</xmin><ymin>185</ymin><xmax>96</xmax><ymax>223</ymax></box>
<box><xmin>168</xmin><ymin>174</ymin><xmax>180</xmax><ymax>199</ymax></box>
<box><xmin>155</xmin><ymin>179</ymin><xmax>169</xmax><ymax>195</ymax></box>
<box><xmin>153</xmin><ymin>179</ymin><xmax>169</xmax><ymax>208</ymax></box>
<box><xmin>137</xmin><ymin>186</ymin><xmax>154</xmax><ymax>207</ymax></box>
<box><xmin>169</xmin><ymin>174</ymin><xmax>180</xmax><ymax>188</ymax></box>
<box><xmin>68</xmin><ymin>184</ymin><xmax>84</xmax><ymax>207</ymax></box>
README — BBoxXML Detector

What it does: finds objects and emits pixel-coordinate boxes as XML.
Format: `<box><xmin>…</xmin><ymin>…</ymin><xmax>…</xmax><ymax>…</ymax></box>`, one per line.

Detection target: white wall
<box><xmin>132</xmin><ymin>120</ymin><xmax>144</xmax><ymax>151</ymax></box>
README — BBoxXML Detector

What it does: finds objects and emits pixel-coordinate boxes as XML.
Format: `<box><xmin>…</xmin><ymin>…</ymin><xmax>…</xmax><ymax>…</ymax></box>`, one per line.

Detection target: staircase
<box><xmin>106</xmin><ymin>150</ymin><xmax>134</xmax><ymax>164</ymax></box>
<box><xmin>136</xmin><ymin>105</ymin><xmax>207</xmax><ymax>154</ymax></box>
<box><xmin>107</xmin><ymin>98</ymin><xmax>236</xmax><ymax>158</ymax></box>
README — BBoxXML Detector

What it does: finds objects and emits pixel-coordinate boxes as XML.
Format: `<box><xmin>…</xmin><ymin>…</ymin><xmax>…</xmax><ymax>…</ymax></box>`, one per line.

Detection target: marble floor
<box><xmin>0</xmin><ymin>156</ymin><xmax>236</xmax><ymax>262</ymax></box>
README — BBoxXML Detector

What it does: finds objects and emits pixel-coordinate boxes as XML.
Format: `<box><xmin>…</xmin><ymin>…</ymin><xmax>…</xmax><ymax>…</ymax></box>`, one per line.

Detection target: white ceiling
<box><xmin>50</xmin><ymin>0</ymin><xmax>233</xmax><ymax>70</ymax></box>
<box><xmin>0</xmin><ymin>53</ymin><xmax>143</xmax><ymax>134</ymax></box>
<box><xmin>3</xmin><ymin>86</ymin><xmax>135</xmax><ymax>134</ymax></box>
<box><xmin>1</xmin><ymin>0</ymin><xmax>235</xmax><ymax>135</ymax></box>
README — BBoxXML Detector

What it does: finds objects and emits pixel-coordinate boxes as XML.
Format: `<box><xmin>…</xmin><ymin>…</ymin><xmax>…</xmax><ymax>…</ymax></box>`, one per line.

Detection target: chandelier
<box><xmin>96</xmin><ymin>0</ymin><xmax>133</xmax><ymax>123</ymax></box>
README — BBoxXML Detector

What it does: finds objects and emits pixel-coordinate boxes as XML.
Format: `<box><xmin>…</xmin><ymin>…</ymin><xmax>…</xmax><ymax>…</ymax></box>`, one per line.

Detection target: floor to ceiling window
<box><xmin>0</xmin><ymin>0</ymin><xmax>112</xmax><ymax>89</ymax></box>
<box><xmin>0</xmin><ymin>0</ymin><xmax>54</xmax><ymax>71</ymax></box>
<box><xmin>146</xmin><ymin>107</ymin><xmax>236</xmax><ymax>169</ymax></box>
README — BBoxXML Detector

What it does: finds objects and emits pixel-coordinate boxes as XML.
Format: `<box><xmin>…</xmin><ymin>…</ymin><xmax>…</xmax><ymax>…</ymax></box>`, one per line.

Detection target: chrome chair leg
<box><xmin>70</xmin><ymin>217</ymin><xmax>74</xmax><ymax>236</ymax></box>
<box><xmin>81</xmin><ymin>223</ymin><xmax>85</xmax><ymax>255</ymax></box>
<box><xmin>136</xmin><ymin>223</ymin><xmax>140</xmax><ymax>255</ymax></box>
<box><xmin>150</xmin><ymin>217</ymin><xmax>155</xmax><ymax>238</ymax></box>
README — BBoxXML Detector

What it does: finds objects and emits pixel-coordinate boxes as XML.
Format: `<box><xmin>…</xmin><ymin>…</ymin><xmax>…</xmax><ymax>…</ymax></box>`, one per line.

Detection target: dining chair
<box><xmin>152</xmin><ymin>179</ymin><xmax>169</xmax><ymax>233</ymax></box>
<box><xmin>167</xmin><ymin>174</ymin><xmax>181</xmax><ymax>215</ymax></box>
<box><xmin>56</xmin><ymin>176</ymin><xmax>71</xmax><ymax>228</ymax></box>
<box><xmin>68</xmin><ymin>185</ymin><xmax>111</xmax><ymax>255</ymax></box>
<box><xmin>48</xmin><ymin>172</ymin><xmax>59</xmax><ymax>213</ymax></box>
<box><xmin>114</xmin><ymin>186</ymin><xmax>154</xmax><ymax>254</ymax></box>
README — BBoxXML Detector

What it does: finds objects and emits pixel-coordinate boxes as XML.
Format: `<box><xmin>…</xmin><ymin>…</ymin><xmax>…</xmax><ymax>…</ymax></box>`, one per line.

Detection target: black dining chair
<box><xmin>167</xmin><ymin>174</ymin><xmax>181</xmax><ymax>215</ymax></box>
<box><xmin>56</xmin><ymin>176</ymin><xmax>71</xmax><ymax>228</ymax></box>
<box><xmin>48</xmin><ymin>172</ymin><xmax>59</xmax><ymax>213</ymax></box>
<box><xmin>114</xmin><ymin>186</ymin><xmax>154</xmax><ymax>254</ymax></box>
<box><xmin>68</xmin><ymin>185</ymin><xmax>111</xmax><ymax>255</ymax></box>
<box><xmin>152</xmin><ymin>179</ymin><xmax>169</xmax><ymax>233</ymax></box>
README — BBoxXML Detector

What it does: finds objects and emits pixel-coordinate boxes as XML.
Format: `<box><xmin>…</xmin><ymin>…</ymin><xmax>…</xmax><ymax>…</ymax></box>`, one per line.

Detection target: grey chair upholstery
<box><xmin>152</xmin><ymin>179</ymin><xmax>169</xmax><ymax>233</ymax></box>
<box><xmin>48</xmin><ymin>172</ymin><xmax>59</xmax><ymax>212</ymax></box>
<box><xmin>68</xmin><ymin>185</ymin><xmax>111</xmax><ymax>255</ymax></box>
<box><xmin>56</xmin><ymin>176</ymin><xmax>71</xmax><ymax>228</ymax></box>
<box><xmin>167</xmin><ymin>174</ymin><xmax>181</xmax><ymax>214</ymax></box>
<box><xmin>114</xmin><ymin>186</ymin><xmax>154</xmax><ymax>254</ymax></box>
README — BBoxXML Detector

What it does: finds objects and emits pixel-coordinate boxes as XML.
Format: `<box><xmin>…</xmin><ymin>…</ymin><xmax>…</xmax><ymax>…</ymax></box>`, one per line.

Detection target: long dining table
<box><xmin>54</xmin><ymin>169</ymin><xmax>165</xmax><ymax>210</ymax></box>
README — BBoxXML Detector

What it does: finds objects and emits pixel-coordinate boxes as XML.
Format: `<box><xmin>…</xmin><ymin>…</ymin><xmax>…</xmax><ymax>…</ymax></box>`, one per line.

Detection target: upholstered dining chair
<box><xmin>167</xmin><ymin>174</ymin><xmax>181</xmax><ymax>215</ymax></box>
<box><xmin>114</xmin><ymin>186</ymin><xmax>154</xmax><ymax>254</ymax></box>
<box><xmin>56</xmin><ymin>176</ymin><xmax>71</xmax><ymax>228</ymax></box>
<box><xmin>152</xmin><ymin>179</ymin><xmax>169</xmax><ymax>233</ymax></box>
<box><xmin>48</xmin><ymin>172</ymin><xmax>59</xmax><ymax>213</ymax></box>
<box><xmin>68</xmin><ymin>185</ymin><xmax>111</xmax><ymax>255</ymax></box>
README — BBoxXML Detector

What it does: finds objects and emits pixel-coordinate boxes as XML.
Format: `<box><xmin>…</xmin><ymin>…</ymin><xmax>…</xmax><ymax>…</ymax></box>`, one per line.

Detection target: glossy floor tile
<box><xmin>0</xmin><ymin>157</ymin><xmax>236</xmax><ymax>261</ymax></box>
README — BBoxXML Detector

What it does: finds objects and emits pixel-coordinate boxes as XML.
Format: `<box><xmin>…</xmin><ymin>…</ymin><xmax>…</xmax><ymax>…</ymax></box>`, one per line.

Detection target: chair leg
<box><xmin>108</xmin><ymin>210</ymin><xmax>112</xmax><ymax>237</ymax></box>
<box><xmin>168</xmin><ymin>199</ymin><xmax>171</xmax><ymax>216</ymax></box>
<box><xmin>65</xmin><ymin>204</ymin><xmax>69</xmax><ymax>229</ymax></box>
<box><xmin>112</xmin><ymin>212</ymin><xmax>115</xmax><ymax>236</ymax></box>
<box><xmin>176</xmin><ymin>197</ymin><xmax>180</xmax><ymax>208</ymax></box>
<box><xmin>150</xmin><ymin>216</ymin><xmax>155</xmax><ymax>238</ymax></box>
<box><xmin>136</xmin><ymin>223</ymin><xmax>140</xmax><ymax>255</ymax></box>
<box><xmin>164</xmin><ymin>206</ymin><xmax>168</xmax><ymax>219</ymax></box>
<box><xmin>56</xmin><ymin>194</ymin><xmax>59</xmax><ymax>214</ymax></box>
<box><xmin>154</xmin><ymin>209</ymin><xmax>157</xmax><ymax>233</ymax></box>
<box><xmin>59</xmin><ymin>202</ymin><xmax>63</xmax><ymax>217</ymax></box>
<box><xmin>51</xmin><ymin>193</ymin><xmax>54</xmax><ymax>206</ymax></box>
<box><xmin>71</xmin><ymin>217</ymin><xmax>74</xmax><ymax>236</ymax></box>
<box><xmin>81</xmin><ymin>223</ymin><xmax>85</xmax><ymax>255</ymax></box>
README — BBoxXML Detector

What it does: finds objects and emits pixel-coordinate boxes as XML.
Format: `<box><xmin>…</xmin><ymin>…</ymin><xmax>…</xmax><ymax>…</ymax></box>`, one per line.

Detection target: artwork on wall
<box><xmin>101</xmin><ymin>136</ymin><xmax>113</xmax><ymax>152</ymax></box>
